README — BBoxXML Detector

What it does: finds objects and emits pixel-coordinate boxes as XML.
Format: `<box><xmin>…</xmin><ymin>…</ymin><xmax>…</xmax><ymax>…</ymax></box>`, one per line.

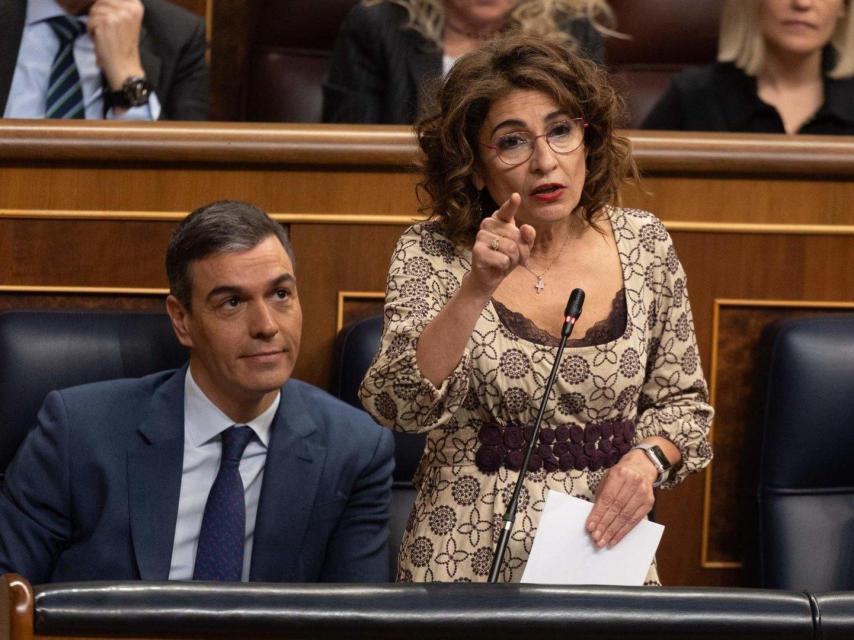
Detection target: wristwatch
<box><xmin>106</xmin><ymin>76</ymin><xmax>153</xmax><ymax>109</ymax></box>
<box><xmin>632</xmin><ymin>443</ymin><xmax>673</xmax><ymax>488</ymax></box>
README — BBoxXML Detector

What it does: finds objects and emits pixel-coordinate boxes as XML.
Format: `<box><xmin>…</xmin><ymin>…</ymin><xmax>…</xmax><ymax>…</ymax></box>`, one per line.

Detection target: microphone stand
<box><xmin>487</xmin><ymin>288</ymin><xmax>585</xmax><ymax>583</ymax></box>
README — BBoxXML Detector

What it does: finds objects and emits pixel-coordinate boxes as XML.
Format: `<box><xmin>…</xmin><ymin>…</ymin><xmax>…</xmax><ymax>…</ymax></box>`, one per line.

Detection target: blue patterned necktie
<box><xmin>193</xmin><ymin>425</ymin><xmax>255</xmax><ymax>581</ymax></box>
<box><xmin>44</xmin><ymin>16</ymin><xmax>87</xmax><ymax>119</ymax></box>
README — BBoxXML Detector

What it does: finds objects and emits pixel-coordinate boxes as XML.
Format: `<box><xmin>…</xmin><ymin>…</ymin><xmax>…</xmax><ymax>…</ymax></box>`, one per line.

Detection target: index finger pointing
<box><xmin>492</xmin><ymin>193</ymin><xmax>521</xmax><ymax>225</ymax></box>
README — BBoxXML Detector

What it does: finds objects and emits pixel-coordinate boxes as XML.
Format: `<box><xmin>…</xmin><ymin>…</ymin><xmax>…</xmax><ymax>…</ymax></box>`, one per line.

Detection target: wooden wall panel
<box><xmin>1</xmin><ymin>121</ymin><xmax>853</xmax><ymax>587</ymax></box>
<box><xmin>703</xmin><ymin>302</ymin><xmax>854</xmax><ymax>572</ymax></box>
<box><xmin>0</xmin><ymin>291</ymin><xmax>166</xmax><ymax>313</ymax></box>
<box><xmin>171</xmin><ymin>0</ymin><xmax>207</xmax><ymax>16</ymax></box>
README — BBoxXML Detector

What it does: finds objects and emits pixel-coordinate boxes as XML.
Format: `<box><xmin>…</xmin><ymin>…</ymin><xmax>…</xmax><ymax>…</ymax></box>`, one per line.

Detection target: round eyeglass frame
<box><xmin>482</xmin><ymin>117</ymin><xmax>588</xmax><ymax>167</ymax></box>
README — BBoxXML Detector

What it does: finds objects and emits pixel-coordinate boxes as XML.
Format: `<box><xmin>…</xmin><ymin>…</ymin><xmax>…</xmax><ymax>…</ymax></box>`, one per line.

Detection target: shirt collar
<box><xmin>27</xmin><ymin>0</ymin><xmax>88</xmax><ymax>25</ymax></box>
<box><xmin>184</xmin><ymin>368</ymin><xmax>278</xmax><ymax>448</ymax></box>
<box><xmin>713</xmin><ymin>62</ymin><xmax>770</xmax><ymax>131</ymax></box>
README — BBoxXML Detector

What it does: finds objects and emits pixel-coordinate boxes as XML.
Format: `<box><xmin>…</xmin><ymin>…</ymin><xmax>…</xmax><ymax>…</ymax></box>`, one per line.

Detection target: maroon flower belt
<box><xmin>474</xmin><ymin>419</ymin><xmax>636</xmax><ymax>474</ymax></box>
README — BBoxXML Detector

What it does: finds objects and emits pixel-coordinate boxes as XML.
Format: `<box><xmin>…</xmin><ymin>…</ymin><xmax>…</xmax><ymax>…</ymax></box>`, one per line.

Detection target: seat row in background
<box><xmin>214</xmin><ymin>0</ymin><xmax>722</xmax><ymax>127</ymax></box>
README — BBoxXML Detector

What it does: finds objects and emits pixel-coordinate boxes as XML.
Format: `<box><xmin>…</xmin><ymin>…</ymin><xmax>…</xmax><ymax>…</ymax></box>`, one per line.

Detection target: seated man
<box><xmin>0</xmin><ymin>200</ymin><xmax>394</xmax><ymax>584</ymax></box>
<box><xmin>1</xmin><ymin>0</ymin><xmax>208</xmax><ymax>120</ymax></box>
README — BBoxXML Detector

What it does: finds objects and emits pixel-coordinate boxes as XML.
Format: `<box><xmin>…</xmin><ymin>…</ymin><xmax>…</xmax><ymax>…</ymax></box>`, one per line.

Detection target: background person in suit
<box><xmin>0</xmin><ymin>200</ymin><xmax>394</xmax><ymax>585</ymax></box>
<box><xmin>642</xmin><ymin>0</ymin><xmax>854</xmax><ymax>134</ymax></box>
<box><xmin>322</xmin><ymin>0</ymin><xmax>612</xmax><ymax>124</ymax></box>
<box><xmin>1</xmin><ymin>0</ymin><xmax>208</xmax><ymax>120</ymax></box>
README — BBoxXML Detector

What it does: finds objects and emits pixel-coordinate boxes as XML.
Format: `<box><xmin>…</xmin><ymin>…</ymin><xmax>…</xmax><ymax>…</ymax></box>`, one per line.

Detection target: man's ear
<box><xmin>166</xmin><ymin>294</ymin><xmax>194</xmax><ymax>349</ymax></box>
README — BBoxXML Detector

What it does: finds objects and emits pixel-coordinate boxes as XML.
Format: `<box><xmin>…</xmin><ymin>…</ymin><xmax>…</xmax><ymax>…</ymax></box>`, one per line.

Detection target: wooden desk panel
<box><xmin>1</xmin><ymin>121</ymin><xmax>853</xmax><ymax>588</ymax></box>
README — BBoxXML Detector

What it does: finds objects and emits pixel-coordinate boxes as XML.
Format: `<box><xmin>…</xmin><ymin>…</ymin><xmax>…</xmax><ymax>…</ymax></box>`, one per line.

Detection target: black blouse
<box><xmin>641</xmin><ymin>57</ymin><xmax>854</xmax><ymax>135</ymax></box>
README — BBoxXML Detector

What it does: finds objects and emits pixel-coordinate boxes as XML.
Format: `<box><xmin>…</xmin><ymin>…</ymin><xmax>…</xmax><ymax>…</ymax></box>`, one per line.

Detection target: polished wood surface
<box><xmin>1</xmin><ymin>574</ymin><xmax>32</xmax><ymax>640</ymax></box>
<box><xmin>1</xmin><ymin>121</ymin><xmax>852</xmax><ymax>588</ymax></box>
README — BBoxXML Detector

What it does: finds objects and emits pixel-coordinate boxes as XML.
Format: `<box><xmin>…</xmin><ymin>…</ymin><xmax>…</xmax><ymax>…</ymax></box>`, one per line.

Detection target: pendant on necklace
<box><xmin>534</xmin><ymin>276</ymin><xmax>545</xmax><ymax>294</ymax></box>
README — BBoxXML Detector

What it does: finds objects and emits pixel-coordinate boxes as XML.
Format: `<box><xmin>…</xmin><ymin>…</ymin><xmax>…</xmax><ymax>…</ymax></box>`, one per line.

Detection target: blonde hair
<box><xmin>364</xmin><ymin>0</ymin><xmax>615</xmax><ymax>47</ymax></box>
<box><xmin>718</xmin><ymin>0</ymin><xmax>854</xmax><ymax>78</ymax></box>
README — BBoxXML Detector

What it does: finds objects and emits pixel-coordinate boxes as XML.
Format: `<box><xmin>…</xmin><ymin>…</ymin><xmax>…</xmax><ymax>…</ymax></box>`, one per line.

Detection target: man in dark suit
<box><xmin>0</xmin><ymin>200</ymin><xmax>394</xmax><ymax>584</ymax></box>
<box><xmin>0</xmin><ymin>0</ymin><xmax>208</xmax><ymax>120</ymax></box>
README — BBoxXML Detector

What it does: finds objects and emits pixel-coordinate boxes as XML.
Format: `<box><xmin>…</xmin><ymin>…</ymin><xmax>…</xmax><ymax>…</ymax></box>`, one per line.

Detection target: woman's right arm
<box><xmin>360</xmin><ymin>195</ymin><xmax>532</xmax><ymax>431</ymax></box>
<box><xmin>417</xmin><ymin>194</ymin><xmax>531</xmax><ymax>384</ymax></box>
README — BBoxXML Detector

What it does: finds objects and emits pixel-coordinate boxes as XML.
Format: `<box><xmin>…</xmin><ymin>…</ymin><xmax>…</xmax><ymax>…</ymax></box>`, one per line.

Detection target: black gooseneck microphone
<box><xmin>487</xmin><ymin>288</ymin><xmax>585</xmax><ymax>583</ymax></box>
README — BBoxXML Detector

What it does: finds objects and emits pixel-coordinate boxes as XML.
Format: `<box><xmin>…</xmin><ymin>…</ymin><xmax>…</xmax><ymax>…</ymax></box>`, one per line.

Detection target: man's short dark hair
<box><xmin>166</xmin><ymin>200</ymin><xmax>295</xmax><ymax>309</ymax></box>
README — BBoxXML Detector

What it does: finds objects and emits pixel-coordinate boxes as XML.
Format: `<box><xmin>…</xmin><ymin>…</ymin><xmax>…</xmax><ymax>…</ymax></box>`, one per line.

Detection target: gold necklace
<box><xmin>523</xmin><ymin>231</ymin><xmax>572</xmax><ymax>294</ymax></box>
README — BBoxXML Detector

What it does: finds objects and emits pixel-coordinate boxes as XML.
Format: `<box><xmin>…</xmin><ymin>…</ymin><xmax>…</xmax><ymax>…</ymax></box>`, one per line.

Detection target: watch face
<box><xmin>121</xmin><ymin>77</ymin><xmax>152</xmax><ymax>107</ymax></box>
<box><xmin>648</xmin><ymin>445</ymin><xmax>672</xmax><ymax>471</ymax></box>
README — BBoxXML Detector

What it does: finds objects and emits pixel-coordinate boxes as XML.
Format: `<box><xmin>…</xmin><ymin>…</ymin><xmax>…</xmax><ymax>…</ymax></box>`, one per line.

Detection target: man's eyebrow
<box><xmin>269</xmin><ymin>273</ymin><xmax>296</xmax><ymax>289</ymax></box>
<box><xmin>205</xmin><ymin>273</ymin><xmax>295</xmax><ymax>302</ymax></box>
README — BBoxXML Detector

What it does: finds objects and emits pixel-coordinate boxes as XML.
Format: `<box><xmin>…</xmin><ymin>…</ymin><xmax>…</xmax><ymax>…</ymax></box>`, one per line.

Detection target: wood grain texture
<box><xmin>1</xmin><ymin>123</ymin><xmax>853</xmax><ymax>587</ymax></box>
<box><xmin>169</xmin><ymin>0</ymin><xmax>206</xmax><ymax>16</ymax></box>
<box><xmin>4</xmin><ymin>121</ymin><xmax>854</xmax><ymax>176</ymax></box>
<box><xmin>1</xmin><ymin>574</ymin><xmax>33</xmax><ymax>640</ymax></box>
<box><xmin>208</xmin><ymin>0</ymin><xmax>257</xmax><ymax>121</ymax></box>
<box><xmin>704</xmin><ymin>303</ymin><xmax>854</xmax><ymax>571</ymax></box>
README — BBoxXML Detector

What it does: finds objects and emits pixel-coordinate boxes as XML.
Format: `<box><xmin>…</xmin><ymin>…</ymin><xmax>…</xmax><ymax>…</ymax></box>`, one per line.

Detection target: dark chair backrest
<box><xmin>241</xmin><ymin>0</ymin><xmax>359</xmax><ymax>122</ymax></box>
<box><xmin>0</xmin><ymin>310</ymin><xmax>188</xmax><ymax>482</ymax></box>
<box><xmin>333</xmin><ymin>314</ymin><xmax>426</xmax><ymax>576</ymax></box>
<box><xmin>239</xmin><ymin>0</ymin><xmax>723</xmax><ymax>127</ymax></box>
<box><xmin>757</xmin><ymin>315</ymin><xmax>854</xmax><ymax>591</ymax></box>
<box><xmin>605</xmin><ymin>0</ymin><xmax>723</xmax><ymax>127</ymax></box>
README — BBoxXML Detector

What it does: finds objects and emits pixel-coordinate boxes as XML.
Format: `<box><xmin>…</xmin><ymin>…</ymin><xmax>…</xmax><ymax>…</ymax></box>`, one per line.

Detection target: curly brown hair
<box><xmin>416</xmin><ymin>33</ymin><xmax>636</xmax><ymax>246</ymax></box>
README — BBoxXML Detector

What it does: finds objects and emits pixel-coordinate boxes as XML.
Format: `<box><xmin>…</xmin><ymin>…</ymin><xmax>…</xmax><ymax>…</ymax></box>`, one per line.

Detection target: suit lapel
<box><xmin>249</xmin><ymin>382</ymin><xmax>325</xmax><ymax>582</ymax></box>
<box><xmin>127</xmin><ymin>367</ymin><xmax>186</xmax><ymax>580</ymax></box>
<box><xmin>0</xmin><ymin>0</ymin><xmax>27</xmax><ymax>113</ymax></box>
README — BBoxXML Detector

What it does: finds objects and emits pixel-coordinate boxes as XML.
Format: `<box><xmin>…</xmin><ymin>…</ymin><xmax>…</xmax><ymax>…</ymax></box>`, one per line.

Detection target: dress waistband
<box><xmin>474</xmin><ymin>419</ymin><xmax>636</xmax><ymax>474</ymax></box>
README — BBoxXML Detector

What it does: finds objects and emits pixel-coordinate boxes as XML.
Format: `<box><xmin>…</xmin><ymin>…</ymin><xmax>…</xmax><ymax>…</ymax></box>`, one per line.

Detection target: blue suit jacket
<box><xmin>0</xmin><ymin>367</ymin><xmax>394</xmax><ymax>584</ymax></box>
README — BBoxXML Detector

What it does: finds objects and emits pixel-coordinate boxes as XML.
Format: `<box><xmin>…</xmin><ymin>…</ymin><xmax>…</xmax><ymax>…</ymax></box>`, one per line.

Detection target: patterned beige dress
<box><xmin>360</xmin><ymin>207</ymin><xmax>713</xmax><ymax>583</ymax></box>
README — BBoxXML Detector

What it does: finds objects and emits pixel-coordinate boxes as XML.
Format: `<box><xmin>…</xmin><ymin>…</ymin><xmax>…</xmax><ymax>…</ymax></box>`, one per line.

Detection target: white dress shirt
<box><xmin>4</xmin><ymin>0</ymin><xmax>161</xmax><ymax>120</ymax></box>
<box><xmin>168</xmin><ymin>368</ymin><xmax>279</xmax><ymax>581</ymax></box>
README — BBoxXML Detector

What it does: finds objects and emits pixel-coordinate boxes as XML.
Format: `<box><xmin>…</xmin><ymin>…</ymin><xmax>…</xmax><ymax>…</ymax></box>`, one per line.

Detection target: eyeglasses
<box><xmin>483</xmin><ymin>118</ymin><xmax>587</xmax><ymax>167</ymax></box>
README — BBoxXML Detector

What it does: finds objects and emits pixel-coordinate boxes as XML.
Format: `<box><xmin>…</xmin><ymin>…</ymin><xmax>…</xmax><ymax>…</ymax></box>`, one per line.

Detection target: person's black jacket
<box><xmin>642</xmin><ymin>60</ymin><xmax>854</xmax><ymax>135</ymax></box>
<box><xmin>323</xmin><ymin>2</ymin><xmax>603</xmax><ymax>124</ymax></box>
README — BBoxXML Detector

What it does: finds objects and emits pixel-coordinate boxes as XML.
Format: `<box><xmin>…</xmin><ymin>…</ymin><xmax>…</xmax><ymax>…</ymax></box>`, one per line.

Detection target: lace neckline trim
<box><xmin>492</xmin><ymin>288</ymin><xmax>627</xmax><ymax>347</ymax></box>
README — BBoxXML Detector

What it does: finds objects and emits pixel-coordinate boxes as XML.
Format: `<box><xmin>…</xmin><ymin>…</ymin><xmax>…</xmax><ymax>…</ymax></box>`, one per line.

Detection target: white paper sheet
<box><xmin>521</xmin><ymin>490</ymin><xmax>663</xmax><ymax>585</ymax></box>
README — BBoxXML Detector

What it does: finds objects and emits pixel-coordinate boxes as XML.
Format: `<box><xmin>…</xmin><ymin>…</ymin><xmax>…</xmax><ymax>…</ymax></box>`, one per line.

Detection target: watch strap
<box><xmin>632</xmin><ymin>443</ymin><xmax>672</xmax><ymax>487</ymax></box>
<box><xmin>106</xmin><ymin>76</ymin><xmax>152</xmax><ymax>109</ymax></box>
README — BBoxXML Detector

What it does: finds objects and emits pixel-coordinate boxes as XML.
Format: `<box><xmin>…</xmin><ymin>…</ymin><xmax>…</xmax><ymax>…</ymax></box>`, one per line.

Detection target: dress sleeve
<box><xmin>359</xmin><ymin>224</ymin><xmax>473</xmax><ymax>433</ymax></box>
<box><xmin>635</xmin><ymin>228</ymin><xmax>714</xmax><ymax>486</ymax></box>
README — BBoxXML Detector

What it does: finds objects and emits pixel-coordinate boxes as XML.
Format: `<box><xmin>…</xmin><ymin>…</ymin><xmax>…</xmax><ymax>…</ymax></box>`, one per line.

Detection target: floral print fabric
<box><xmin>360</xmin><ymin>207</ymin><xmax>713</xmax><ymax>583</ymax></box>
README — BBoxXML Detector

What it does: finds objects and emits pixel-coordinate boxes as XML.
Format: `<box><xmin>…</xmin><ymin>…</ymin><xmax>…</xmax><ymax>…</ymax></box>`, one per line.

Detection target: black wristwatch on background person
<box><xmin>106</xmin><ymin>76</ymin><xmax>153</xmax><ymax>109</ymax></box>
<box><xmin>632</xmin><ymin>443</ymin><xmax>673</xmax><ymax>487</ymax></box>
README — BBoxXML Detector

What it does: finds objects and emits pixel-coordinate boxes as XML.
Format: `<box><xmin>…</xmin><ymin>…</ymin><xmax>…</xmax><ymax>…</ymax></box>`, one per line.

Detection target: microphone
<box><xmin>488</xmin><ymin>288</ymin><xmax>585</xmax><ymax>583</ymax></box>
<box><xmin>562</xmin><ymin>288</ymin><xmax>585</xmax><ymax>337</ymax></box>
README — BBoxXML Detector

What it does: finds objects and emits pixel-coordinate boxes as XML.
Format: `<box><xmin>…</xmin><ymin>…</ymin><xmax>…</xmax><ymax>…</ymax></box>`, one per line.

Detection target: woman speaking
<box><xmin>360</xmin><ymin>34</ymin><xmax>713</xmax><ymax>583</ymax></box>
